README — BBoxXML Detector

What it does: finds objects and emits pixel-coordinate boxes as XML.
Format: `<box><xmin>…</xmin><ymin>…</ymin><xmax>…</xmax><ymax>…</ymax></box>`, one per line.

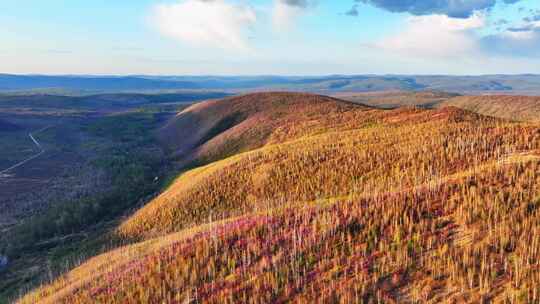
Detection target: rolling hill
<box><xmin>18</xmin><ymin>93</ymin><xmax>540</xmax><ymax>303</ymax></box>
<box><xmin>439</xmin><ymin>95</ymin><xmax>540</xmax><ymax>122</ymax></box>
<box><xmin>158</xmin><ymin>92</ymin><xmax>368</xmax><ymax>164</ymax></box>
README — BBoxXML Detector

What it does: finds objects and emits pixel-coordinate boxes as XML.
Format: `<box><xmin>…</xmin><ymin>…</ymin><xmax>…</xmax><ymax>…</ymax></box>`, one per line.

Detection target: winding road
<box><xmin>0</xmin><ymin>126</ymin><xmax>51</xmax><ymax>177</ymax></box>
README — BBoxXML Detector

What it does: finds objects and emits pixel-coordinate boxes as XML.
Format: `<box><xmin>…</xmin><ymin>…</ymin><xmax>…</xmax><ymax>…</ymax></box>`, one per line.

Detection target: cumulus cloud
<box><xmin>374</xmin><ymin>14</ymin><xmax>485</xmax><ymax>58</ymax></box>
<box><xmin>151</xmin><ymin>0</ymin><xmax>256</xmax><ymax>51</ymax></box>
<box><xmin>272</xmin><ymin>0</ymin><xmax>315</xmax><ymax>31</ymax></box>
<box><xmin>373</xmin><ymin>11</ymin><xmax>540</xmax><ymax>60</ymax></box>
<box><xmin>358</xmin><ymin>0</ymin><xmax>522</xmax><ymax>18</ymax></box>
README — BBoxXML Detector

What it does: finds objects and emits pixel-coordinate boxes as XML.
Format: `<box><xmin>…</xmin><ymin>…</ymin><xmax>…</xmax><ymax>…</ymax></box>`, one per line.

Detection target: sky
<box><xmin>1</xmin><ymin>0</ymin><xmax>539</xmax><ymax>75</ymax></box>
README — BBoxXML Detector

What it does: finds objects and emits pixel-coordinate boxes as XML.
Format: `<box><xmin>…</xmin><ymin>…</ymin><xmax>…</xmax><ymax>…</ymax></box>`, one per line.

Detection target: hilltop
<box><xmin>17</xmin><ymin>93</ymin><xmax>540</xmax><ymax>303</ymax></box>
<box><xmin>440</xmin><ymin>95</ymin><xmax>540</xmax><ymax>122</ymax></box>
<box><xmin>159</xmin><ymin>92</ymin><xmax>369</xmax><ymax>164</ymax></box>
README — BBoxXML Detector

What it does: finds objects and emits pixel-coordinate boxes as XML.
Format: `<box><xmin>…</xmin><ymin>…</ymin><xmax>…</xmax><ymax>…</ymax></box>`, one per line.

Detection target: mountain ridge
<box><xmin>18</xmin><ymin>92</ymin><xmax>540</xmax><ymax>303</ymax></box>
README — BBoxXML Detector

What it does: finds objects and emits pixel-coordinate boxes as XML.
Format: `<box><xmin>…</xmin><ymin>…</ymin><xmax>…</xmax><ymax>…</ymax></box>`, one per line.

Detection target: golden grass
<box><xmin>120</xmin><ymin>105</ymin><xmax>538</xmax><ymax>240</ymax></box>
<box><xmin>20</xmin><ymin>156</ymin><xmax>540</xmax><ymax>303</ymax></box>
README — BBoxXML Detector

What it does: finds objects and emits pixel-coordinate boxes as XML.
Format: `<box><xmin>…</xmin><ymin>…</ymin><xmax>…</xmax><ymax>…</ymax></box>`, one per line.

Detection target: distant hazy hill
<box><xmin>415</xmin><ymin>75</ymin><xmax>540</xmax><ymax>94</ymax></box>
<box><xmin>0</xmin><ymin>92</ymin><xmax>230</xmax><ymax>111</ymax></box>
<box><xmin>0</xmin><ymin>74</ymin><xmax>200</xmax><ymax>91</ymax></box>
<box><xmin>440</xmin><ymin>95</ymin><xmax>540</xmax><ymax>122</ymax></box>
<box><xmin>0</xmin><ymin>119</ymin><xmax>20</xmax><ymax>131</ymax></box>
<box><xmin>2</xmin><ymin>74</ymin><xmax>540</xmax><ymax>95</ymax></box>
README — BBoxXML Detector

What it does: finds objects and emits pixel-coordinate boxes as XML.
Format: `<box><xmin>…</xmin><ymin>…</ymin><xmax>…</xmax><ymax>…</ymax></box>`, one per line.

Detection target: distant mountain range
<box><xmin>0</xmin><ymin>74</ymin><xmax>200</xmax><ymax>91</ymax></box>
<box><xmin>1</xmin><ymin>74</ymin><xmax>540</xmax><ymax>95</ymax></box>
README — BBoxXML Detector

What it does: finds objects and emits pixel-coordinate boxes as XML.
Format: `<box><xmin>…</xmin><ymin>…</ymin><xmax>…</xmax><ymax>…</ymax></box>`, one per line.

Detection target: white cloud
<box><xmin>151</xmin><ymin>0</ymin><xmax>256</xmax><ymax>51</ymax></box>
<box><xmin>374</xmin><ymin>14</ymin><xmax>485</xmax><ymax>58</ymax></box>
<box><xmin>372</xmin><ymin>13</ymin><xmax>540</xmax><ymax>60</ymax></box>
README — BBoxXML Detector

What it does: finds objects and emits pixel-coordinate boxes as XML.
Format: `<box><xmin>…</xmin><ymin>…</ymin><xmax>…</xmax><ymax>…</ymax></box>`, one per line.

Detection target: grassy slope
<box><xmin>440</xmin><ymin>95</ymin><xmax>540</xmax><ymax>122</ymax></box>
<box><xmin>19</xmin><ymin>93</ymin><xmax>540</xmax><ymax>303</ymax></box>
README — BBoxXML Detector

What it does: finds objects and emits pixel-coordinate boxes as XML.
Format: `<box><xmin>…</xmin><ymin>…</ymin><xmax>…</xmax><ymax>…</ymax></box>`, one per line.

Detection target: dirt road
<box><xmin>0</xmin><ymin>126</ymin><xmax>52</xmax><ymax>177</ymax></box>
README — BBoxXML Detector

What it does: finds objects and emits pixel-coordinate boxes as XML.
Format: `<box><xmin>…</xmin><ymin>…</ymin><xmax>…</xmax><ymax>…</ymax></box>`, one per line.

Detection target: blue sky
<box><xmin>1</xmin><ymin>0</ymin><xmax>539</xmax><ymax>75</ymax></box>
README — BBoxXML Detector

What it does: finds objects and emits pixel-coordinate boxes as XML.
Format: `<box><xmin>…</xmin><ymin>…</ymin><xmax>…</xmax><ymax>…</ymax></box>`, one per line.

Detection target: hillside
<box><xmin>19</xmin><ymin>93</ymin><xmax>540</xmax><ymax>303</ymax></box>
<box><xmin>440</xmin><ymin>95</ymin><xmax>540</xmax><ymax>122</ymax></box>
<box><xmin>158</xmin><ymin>92</ymin><xmax>368</xmax><ymax>164</ymax></box>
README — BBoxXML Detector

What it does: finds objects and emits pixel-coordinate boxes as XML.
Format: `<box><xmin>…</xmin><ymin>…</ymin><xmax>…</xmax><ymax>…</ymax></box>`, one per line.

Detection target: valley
<box><xmin>0</xmin><ymin>125</ymin><xmax>50</xmax><ymax>176</ymax></box>
<box><xmin>0</xmin><ymin>93</ymin><xmax>223</xmax><ymax>302</ymax></box>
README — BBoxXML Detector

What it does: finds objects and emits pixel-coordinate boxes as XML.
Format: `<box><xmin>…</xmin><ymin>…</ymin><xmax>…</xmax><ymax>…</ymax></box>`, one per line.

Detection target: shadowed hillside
<box><xmin>440</xmin><ymin>95</ymin><xmax>540</xmax><ymax>122</ymax></box>
<box><xmin>18</xmin><ymin>93</ymin><xmax>540</xmax><ymax>303</ymax></box>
